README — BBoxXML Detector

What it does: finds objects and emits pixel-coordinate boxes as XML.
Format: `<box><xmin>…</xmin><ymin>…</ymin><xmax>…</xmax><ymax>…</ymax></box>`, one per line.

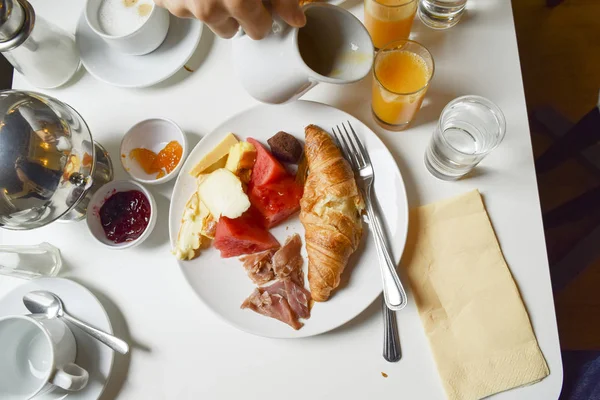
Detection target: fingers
<box><xmin>271</xmin><ymin>0</ymin><xmax>306</xmax><ymax>27</ymax></box>
<box><xmin>209</xmin><ymin>17</ymin><xmax>240</xmax><ymax>39</ymax></box>
<box><xmin>168</xmin><ymin>7</ymin><xmax>194</xmax><ymax>18</ymax></box>
<box><xmin>186</xmin><ymin>0</ymin><xmax>228</xmax><ymax>22</ymax></box>
<box><xmin>184</xmin><ymin>0</ymin><xmax>240</xmax><ymax>37</ymax></box>
<box><xmin>229</xmin><ymin>0</ymin><xmax>272</xmax><ymax>40</ymax></box>
<box><xmin>156</xmin><ymin>0</ymin><xmax>194</xmax><ymax>18</ymax></box>
<box><xmin>157</xmin><ymin>0</ymin><xmax>302</xmax><ymax>40</ymax></box>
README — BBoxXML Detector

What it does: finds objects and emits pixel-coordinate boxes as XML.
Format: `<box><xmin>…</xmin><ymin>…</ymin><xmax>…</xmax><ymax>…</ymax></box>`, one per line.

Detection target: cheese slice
<box><xmin>189</xmin><ymin>133</ymin><xmax>238</xmax><ymax>177</ymax></box>
<box><xmin>201</xmin><ymin>155</ymin><xmax>227</xmax><ymax>174</ymax></box>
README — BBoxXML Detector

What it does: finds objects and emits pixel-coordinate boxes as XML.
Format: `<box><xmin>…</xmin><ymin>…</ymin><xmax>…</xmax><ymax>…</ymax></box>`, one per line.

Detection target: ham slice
<box><xmin>272</xmin><ymin>233</ymin><xmax>304</xmax><ymax>285</ymax></box>
<box><xmin>241</xmin><ymin>288</ymin><xmax>302</xmax><ymax>330</ymax></box>
<box><xmin>243</xmin><ymin>277</ymin><xmax>311</xmax><ymax>325</ymax></box>
<box><xmin>239</xmin><ymin>249</ymin><xmax>277</xmax><ymax>285</ymax></box>
<box><xmin>283</xmin><ymin>278</ymin><xmax>311</xmax><ymax>319</ymax></box>
<box><xmin>262</xmin><ymin>279</ymin><xmax>311</xmax><ymax>319</ymax></box>
<box><xmin>240</xmin><ymin>234</ymin><xmax>312</xmax><ymax>329</ymax></box>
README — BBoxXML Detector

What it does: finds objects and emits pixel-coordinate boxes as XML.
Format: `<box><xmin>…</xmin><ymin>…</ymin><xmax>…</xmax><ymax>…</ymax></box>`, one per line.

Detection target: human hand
<box><xmin>154</xmin><ymin>0</ymin><xmax>306</xmax><ymax>40</ymax></box>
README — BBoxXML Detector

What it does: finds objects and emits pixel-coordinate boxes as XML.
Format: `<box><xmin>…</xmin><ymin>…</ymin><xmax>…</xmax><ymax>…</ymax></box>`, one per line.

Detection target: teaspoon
<box><xmin>23</xmin><ymin>290</ymin><xmax>129</xmax><ymax>355</ymax></box>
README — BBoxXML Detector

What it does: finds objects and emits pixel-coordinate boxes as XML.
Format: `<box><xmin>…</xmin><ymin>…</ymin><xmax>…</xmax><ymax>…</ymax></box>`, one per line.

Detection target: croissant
<box><xmin>300</xmin><ymin>125</ymin><xmax>364</xmax><ymax>302</ymax></box>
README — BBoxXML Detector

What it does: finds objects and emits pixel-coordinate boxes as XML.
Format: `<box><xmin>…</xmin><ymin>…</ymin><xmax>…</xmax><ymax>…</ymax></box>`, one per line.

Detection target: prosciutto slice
<box><xmin>240</xmin><ymin>234</ymin><xmax>312</xmax><ymax>329</ymax></box>
<box><xmin>241</xmin><ymin>288</ymin><xmax>302</xmax><ymax>330</ymax></box>
<box><xmin>272</xmin><ymin>233</ymin><xmax>304</xmax><ymax>285</ymax></box>
<box><xmin>281</xmin><ymin>279</ymin><xmax>311</xmax><ymax>319</ymax></box>
<box><xmin>245</xmin><ymin>277</ymin><xmax>311</xmax><ymax>322</ymax></box>
<box><xmin>239</xmin><ymin>249</ymin><xmax>276</xmax><ymax>285</ymax></box>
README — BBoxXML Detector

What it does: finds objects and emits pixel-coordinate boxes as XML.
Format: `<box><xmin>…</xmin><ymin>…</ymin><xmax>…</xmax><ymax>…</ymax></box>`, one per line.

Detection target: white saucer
<box><xmin>76</xmin><ymin>12</ymin><xmax>203</xmax><ymax>88</ymax></box>
<box><xmin>0</xmin><ymin>278</ymin><xmax>115</xmax><ymax>400</ymax></box>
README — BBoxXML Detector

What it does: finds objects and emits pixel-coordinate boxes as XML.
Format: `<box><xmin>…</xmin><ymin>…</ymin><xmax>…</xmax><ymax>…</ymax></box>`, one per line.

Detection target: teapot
<box><xmin>231</xmin><ymin>3</ymin><xmax>374</xmax><ymax>104</ymax></box>
<box><xmin>0</xmin><ymin>90</ymin><xmax>113</xmax><ymax>230</ymax></box>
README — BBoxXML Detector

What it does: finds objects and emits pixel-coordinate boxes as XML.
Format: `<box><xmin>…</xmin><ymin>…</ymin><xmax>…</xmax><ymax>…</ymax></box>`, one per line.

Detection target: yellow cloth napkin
<box><xmin>402</xmin><ymin>190</ymin><xmax>549</xmax><ymax>400</ymax></box>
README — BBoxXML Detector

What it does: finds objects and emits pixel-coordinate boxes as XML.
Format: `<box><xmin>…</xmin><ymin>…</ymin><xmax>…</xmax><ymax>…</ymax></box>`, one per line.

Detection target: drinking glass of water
<box><xmin>0</xmin><ymin>243</ymin><xmax>62</xmax><ymax>279</ymax></box>
<box><xmin>424</xmin><ymin>95</ymin><xmax>506</xmax><ymax>180</ymax></box>
<box><xmin>418</xmin><ymin>0</ymin><xmax>467</xmax><ymax>30</ymax></box>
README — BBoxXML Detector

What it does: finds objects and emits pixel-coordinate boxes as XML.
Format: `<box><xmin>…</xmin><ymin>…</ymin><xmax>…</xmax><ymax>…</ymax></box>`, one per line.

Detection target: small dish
<box><xmin>86</xmin><ymin>180</ymin><xmax>157</xmax><ymax>249</ymax></box>
<box><xmin>120</xmin><ymin>118</ymin><xmax>188</xmax><ymax>185</ymax></box>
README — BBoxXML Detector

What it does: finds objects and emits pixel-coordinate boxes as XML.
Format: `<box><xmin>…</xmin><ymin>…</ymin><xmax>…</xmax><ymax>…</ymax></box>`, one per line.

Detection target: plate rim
<box><xmin>168</xmin><ymin>100</ymin><xmax>409</xmax><ymax>338</ymax></box>
<box><xmin>75</xmin><ymin>12</ymin><xmax>203</xmax><ymax>88</ymax></box>
<box><xmin>0</xmin><ymin>277</ymin><xmax>115</xmax><ymax>400</ymax></box>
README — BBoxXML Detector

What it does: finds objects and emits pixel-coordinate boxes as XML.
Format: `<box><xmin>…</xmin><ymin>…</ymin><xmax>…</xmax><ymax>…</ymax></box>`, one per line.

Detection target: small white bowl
<box><xmin>120</xmin><ymin>118</ymin><xmax>188</xmax><ymax>185</ymax></box>
<box><xmin>86</xmin><ymin>180</ymin><xmax>157</xmax><ymax>250</ymax></box>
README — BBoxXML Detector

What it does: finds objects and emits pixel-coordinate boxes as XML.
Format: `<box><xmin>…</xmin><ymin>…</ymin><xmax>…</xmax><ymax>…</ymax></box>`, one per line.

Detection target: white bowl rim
<box><xmin>120</xmin><ymin>117</ymin><xmax>188</xmax><ymax>185</ymax></box>
<box><xmin>86</xmin><ymin>179</ymin><xmax>157</xmax><ymax>249</ymax></box>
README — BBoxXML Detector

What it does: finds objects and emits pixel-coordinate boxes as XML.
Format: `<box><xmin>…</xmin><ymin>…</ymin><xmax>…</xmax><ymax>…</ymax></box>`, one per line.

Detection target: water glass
<box><xmin>0</xmin><ymin>242</ymin><xmax>62</xmax><ymax>279</ymax></box>
<box><xmin>418</xmin><ymin>0</ymin><xmax>467</xmax><ymax>30</ymax></box>
<box><xmin>364</xmin><ymin>0</ymin><xmax>417</xmax><ymax>49</ymax></box>
<box><xmin>425</xmin><ymin>96</ymin><xmax>506</xmax><ymax>180</ymax></box>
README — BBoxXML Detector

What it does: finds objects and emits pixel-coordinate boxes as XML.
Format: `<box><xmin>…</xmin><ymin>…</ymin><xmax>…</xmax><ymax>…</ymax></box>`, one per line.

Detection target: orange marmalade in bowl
<box><xmin>129</xmin><ymin>140</ymin><xmax>183</xmax><ymax>179</ymax></box>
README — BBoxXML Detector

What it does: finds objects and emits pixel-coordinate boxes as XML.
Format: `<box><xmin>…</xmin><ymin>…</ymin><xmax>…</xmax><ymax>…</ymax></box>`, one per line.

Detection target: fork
<box><xmin>333</xmin><ymin>121</ymin><xmax>406</xmax><ymax>363</ymax></box>
<box><xmin>332</xmin><ymin>121</ymin><xmax>408</xmax><ymax>311</ymax></box>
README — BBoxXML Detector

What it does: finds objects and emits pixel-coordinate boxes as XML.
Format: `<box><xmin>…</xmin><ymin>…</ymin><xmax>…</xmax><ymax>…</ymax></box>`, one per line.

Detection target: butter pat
<box><xmin>198</xmin><ymin>168</ymin><xmax>250</xmax><ymax>219</ymax></box>
<box><xmin>189</xmin><ymin>133</ymin><xmax>238</xmax><ymax>177</ymax></box>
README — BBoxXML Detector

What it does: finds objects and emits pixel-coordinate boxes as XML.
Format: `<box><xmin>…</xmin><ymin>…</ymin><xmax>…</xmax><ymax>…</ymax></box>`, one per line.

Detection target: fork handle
<box><xmin>383</xmin><ymin>298</ymin><xmax>401</xmax><ymax>362</ymax></box>
<box><xmin>365</xmin><ymin>189</ymin><xmax>408</xmax><ymax>311</ymax></box>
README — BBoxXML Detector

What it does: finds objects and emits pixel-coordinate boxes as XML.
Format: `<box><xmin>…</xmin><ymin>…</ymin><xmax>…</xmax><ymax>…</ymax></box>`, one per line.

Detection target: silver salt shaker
<box><xmin>0</xmin><ymin>0</ymin><xmax>80</xmax><ymax>89</ymax></box>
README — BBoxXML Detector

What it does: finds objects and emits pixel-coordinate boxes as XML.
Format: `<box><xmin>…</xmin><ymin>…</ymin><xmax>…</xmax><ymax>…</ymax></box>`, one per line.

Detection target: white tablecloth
<box><xmin>1</xmin><ymin>0</ymin><xmax>563</xmax><ymax>399</ymax></box>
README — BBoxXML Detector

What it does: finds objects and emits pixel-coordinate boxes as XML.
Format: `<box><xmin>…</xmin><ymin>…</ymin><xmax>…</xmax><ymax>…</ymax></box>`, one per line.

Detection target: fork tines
<box><xmin>332</xmin><ymin>121</ymin><xmax>370</xmax><ymax>172</ymax></box>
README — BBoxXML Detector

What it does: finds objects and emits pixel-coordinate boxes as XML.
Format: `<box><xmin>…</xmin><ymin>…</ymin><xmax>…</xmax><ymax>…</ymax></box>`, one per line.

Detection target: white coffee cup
<box><xmin>85</xmin><ymin>0</ymin><xmax>170</xmax><ymax>55</ymax></box>
<box><xmin>0</xmin><ymin>315</ymin><xmax>89</xmax><ymax>399</ymax></box>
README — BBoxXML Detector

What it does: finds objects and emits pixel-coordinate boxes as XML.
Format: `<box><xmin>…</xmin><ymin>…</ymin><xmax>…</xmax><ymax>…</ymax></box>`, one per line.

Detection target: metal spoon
<box><xmin>23</xmin><ymin>290</ymin><xmax>129</xmax><ymax>355</ymax></box>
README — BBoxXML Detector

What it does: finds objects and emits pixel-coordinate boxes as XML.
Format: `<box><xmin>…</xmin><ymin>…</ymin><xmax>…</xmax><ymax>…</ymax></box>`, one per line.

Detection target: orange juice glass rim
<box><xmin>371</xmin><ymin>0</ymin><xmax>416</xmax><ymax>8</ymax></box>
<box><xmin>373</xmin><ymin>39</ymin><xmax>435</xmax><ymax>96</ymax></box>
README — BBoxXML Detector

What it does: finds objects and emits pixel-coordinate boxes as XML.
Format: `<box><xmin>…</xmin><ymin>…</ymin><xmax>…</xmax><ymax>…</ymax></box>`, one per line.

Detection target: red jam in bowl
<box><xmin>100</xmin><ymin>190</ymin><xmax>150</xmax><ymax>244</ymax></box>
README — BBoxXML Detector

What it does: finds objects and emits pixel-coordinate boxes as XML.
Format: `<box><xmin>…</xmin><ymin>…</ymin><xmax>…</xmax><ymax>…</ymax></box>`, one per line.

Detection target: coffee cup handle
<box><xmin>51</xmin><ymin>363</ymin><xmax>89</xmax><ymax>391</ymax></box>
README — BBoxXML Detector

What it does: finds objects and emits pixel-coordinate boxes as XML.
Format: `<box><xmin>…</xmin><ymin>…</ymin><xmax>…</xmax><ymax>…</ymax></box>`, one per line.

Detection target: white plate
<box><xmin>168</xmin><ymin>101</ymin><xmax>408</xmax><ymax>338</ymax></box>
<box><xmin>76</xmin><ymin>13</ymin><xmax>203</xmax><ymax>88</ymax></box>
<box><xmin>0</xmin><ymin>278</ymin><xmax>114</xmax><ymax>400</ymax></box>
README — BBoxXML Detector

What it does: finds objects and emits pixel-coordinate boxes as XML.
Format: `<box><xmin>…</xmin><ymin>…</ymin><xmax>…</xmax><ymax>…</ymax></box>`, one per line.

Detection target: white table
<box><xmin>1</xmin><ymin>0</ymin><xmax>563</xmax><ymax>399</ymax></box>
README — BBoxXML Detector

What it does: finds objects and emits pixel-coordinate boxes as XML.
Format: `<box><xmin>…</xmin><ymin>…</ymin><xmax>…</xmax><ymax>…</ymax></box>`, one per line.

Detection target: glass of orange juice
<box><xmin>364</xmin><ymin>0</ymin><xmax>417</xmax><ymax>49</ymax></box>
<box><xmin>371</xmin><ymin>40</ymin><xmax>434</xmax><ymax>131</ymax></box>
